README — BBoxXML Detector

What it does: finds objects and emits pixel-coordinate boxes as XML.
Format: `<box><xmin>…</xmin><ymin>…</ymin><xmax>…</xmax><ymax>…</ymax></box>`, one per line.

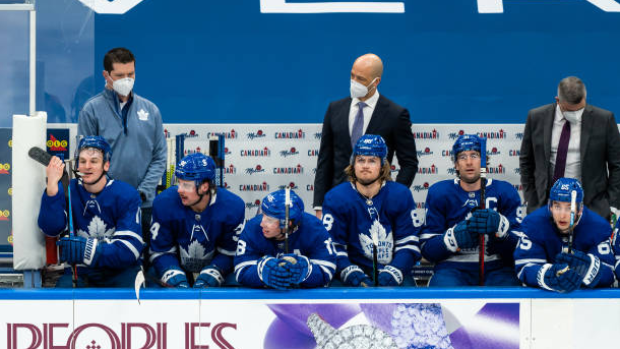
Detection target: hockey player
<box><xmin>149</xmin><ymin>153</ymin><xmax>245</xmax><ymax>288</ymax></box>
<box><xmin>515</xmin><ymin>178</ymin><xmax>614</xmax><ymax>293</ymax></box>
<box><xmin>235</xmin><ymin>189</ymin><xmax>336</xmax><ymax>289</ymax></box>
<box><xmin>38</xmin><ymin>136</ymin><xmax>143</xmax><ymax>287</ymax></box>
<box><xmin>321</xmin><ymin>134</ymin><xmax>420</xmax><ymax>287</ymax></box>
<box><xmin>420</xmin><ymin>134</ymin><xmax>522</xmax><ymax>286</ymax></box>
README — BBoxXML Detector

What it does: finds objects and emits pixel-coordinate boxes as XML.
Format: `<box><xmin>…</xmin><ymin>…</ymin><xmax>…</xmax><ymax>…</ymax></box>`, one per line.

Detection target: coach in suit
<box><xmin>519</xmin><ymin>76</ymin><xmax>620</xmax><ymax>220</ymax></box>
<box><xmin>313</xmin><ymin>53</ymin><xmax>418</xmax><ymax>218</ymax></box>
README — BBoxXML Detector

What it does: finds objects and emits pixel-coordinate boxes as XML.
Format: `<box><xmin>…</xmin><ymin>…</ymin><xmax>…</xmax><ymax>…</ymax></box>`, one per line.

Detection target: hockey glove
<box><xmin>378</xmin><ymin>265</ymin><xmax>404</xmax><ymax>286</ymax></box>
<box><xmin>540</xmin><ymin>263</ymin><xmax>581</xmax><ymax>293</ymax></box>
<box><xmin>57</xmin><ymin>235</ymin><xmax>100</xmax><ymax>266</ymax></box>
<box><xmin>258</xmin><ymin>256</ymin><xmax>291</xmax><ymax>290</ymax></box>
<box><xmin>194</xmin><ymin>265</ymin><xmax>225</xmax><ymax>288</ymax></box>
<box><xmin>340</xmin><ymin>265</ymin><xmax>373</xmax><ymax>287</ymax></box>
<box><xmin>556</xmin><ymin>250</ymin><xmax>602</xmax><ymax>288</ymax></box>
<box><xmin>468</xmin><ymin>209</ymin><xmax>509</xmax><ymax>238</ymax></box>
<box><xmin>161</xmin><ymin>268</ymin><xmax>189</xmax><ymax>288</ymax></box>
<box><xmin>280</xmin><ymin>254</ymin><xmax>312</xmax><ymax>285</ymax></box>
<box><xmin>444</xmin><ymin>221</ymin><xmax>477</xmax><ymax>252</ymax></box>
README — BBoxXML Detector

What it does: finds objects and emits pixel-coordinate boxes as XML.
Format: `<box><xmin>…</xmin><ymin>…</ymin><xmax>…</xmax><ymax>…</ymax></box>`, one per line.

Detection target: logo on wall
<box><xmin>306</xmin><ymin>184</ymin><xmax>314</xmax><ymax>191</ymax></box>
<box><xmin>509</xmin><ymin>149</ymin><xmax>520</xmax><ymax>157</ymax></box>
<box><xmin>273</xmin><ymin>164</ymin><xmax>304</xmax><ymax>174</ymax></box>
<box><xmin>247</xmin><ymin>130</ymin><xmax>267</xmax><ymax>140</ymax></box>
<box><xmin>478</xmin><ymin>130</ymin><xmax>507</xmax><ymax>139</ymax></box>
<box><xmin>245</xmin><ymin>165</ymin><xmax>266</xmax><ymax>175</ymax></box>
<box><xmin>447</xmin><ymin>167</ymin><xmax>457</xmax><ymax>175</ymax></box>
<box><xmin>47</xmin><ymin>135</ymin><xmax>68</xmax><ymax>152</ymax></box>
<box><xmin>416</xmin><ymin>202</ymin><xmax>426</xmax><ymax>209</ymax></box>
<box><xmin>76</xmin><ymin>0</ymin><xmax>145</xmax><ymax>14</ymax></box>
<box><xmin>275</xmin><ymin>130</ymin><xmax>305</xmax><ymax>139</ymax></box>
<box><xmin>307</xmin><ymin>149</ymin><xmax>319</xmax><ymax>157</ymax></box>
<box><xmin>260</xmin><ymin>0</ymin><xmax>405</xmax><ymax>14</ymax></box>
<box><xmin>314</xmin><ymin>132</ymin><xmax>322</xmax><ymax>140</ymax></box>
<box><xmin>417</xmin><ymin>147</ymin><xmax>434</xmax><ymax>157</ymax></box>
<box><xmin>239</xmin><ymin>182</ymin><xmax>270</xmax><ymax>191</ymax></box>
<box><xmin>412</xmin><ymin>182</ymin><xmax>430</xmax><ymax>192</ymax></box>
<box><xmin>224</xmin><ymin>147</ymin><xmax>232</xmax><ymax>156</ymax></box>
<box><xmin>448</xmin><ymin>130</ymin><xmax>466</xmax><ymax>140</ymax></box>
<box><xmin>225</xmin><ymin>164</ymin><xmax>237</xmax><ymax>174</ymax></box>
<box><xmin>223</xmin><ymin>182</ymin><xmax>231</xmax><ymax>189</ymax></box>
<box><xmin>0</xmin><ymin>210</ymin><xmax>9</xmax><ymax>221</ymax></box>
<box><xmin>241</xmin><ymin>147</ymin><xmax>271</xmax><ymax>157</ymax></box>
<box><xmin>279</xmin><ymin>182</ymin><xmax>298</xmax><ymax>190</ymax></box>
<box><xmin>514</xmin><ymin>168</ymin><xmax>521</xmax><ymax>174</ymax></box>
<box><xmin>488</xmin><ymin>164</ymin><xmax>506</xmax><ymax>174</ymax></box>
<box><xmin>413</xmin><ymin>129</ymin><xmax>439</xmax><ymax>139</ymax></box>
<box><xmin>207</xmin><ymin>130</ymin><xmax>238</xmax><ymax>139</ymax></box>
<box><xmin>487</xmin><ymin>147</ymin><xmax>501</xmax><ymax>156</ymax></box>
<box><xmin>279</xmin><ymin>147</ymin><xmax>299</xmax><ymax>157</ymax></box>
<box><xmin>246</xmin><ymin>199</ymin><xmax>261</xmax><ymax>210</ymax></box>
<box><xmin>442</xmin><ymin>149</ymin><xmax>453</xmax><ymax>157</ymax></box>
<box><xmin>512</xmin><ymin>183</ymin><xmax>523</xmax><ymax>191</ymax></box>
<box><xmin>515</xmin><ymin>132</ymin><xmax>524</xmax><ymax>140</ymax></box>
<box><xmin>418</xmin><ymin>164</ymin><xmax>438</xmax><ymax>175</ymax></box>
<box><xmin>0</xmin><ymin>164</ymin><xmax>10</xmax><ymax>175</ymax></box>
<box><xmin>390</xmin><ymin>165</ymin><xmax>400</xmax><ymax>174</ymax></box>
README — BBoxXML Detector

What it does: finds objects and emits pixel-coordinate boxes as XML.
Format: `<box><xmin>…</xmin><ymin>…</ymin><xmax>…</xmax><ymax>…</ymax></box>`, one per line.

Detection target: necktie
<box><xmin>553</xmin><ymin>119</ymin><xmax>571</xmax><ymax>184</ymax></box>
<box><xmin>351</xmin><ymin>102</ymin><xmax>367</xmax><ymax>148</ymax></box>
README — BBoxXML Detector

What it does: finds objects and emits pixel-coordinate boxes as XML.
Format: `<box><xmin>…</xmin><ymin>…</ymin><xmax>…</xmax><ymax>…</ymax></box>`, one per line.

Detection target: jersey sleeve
<box><xmin>38</xmin><ymin>183</ymin><xmax>68</xmax><ymax>237</ymax></box>
<box><xmin>211</xmin><ymin>195</ymin><xmax>246</xmax><ymax>275</ymax></box>
<box><xmin>513</xmin><ymin>218</ymin><xmax>549</xmax><ymax>288</ymax></box>
<box><xmin>92</xmin><ymin>189</ymin><xmax>144</xmax><ymax>269</ymax></box>
<box><xmin>386</xmin><ymin>188</ymin><xmax>421</xmax><ymax>274</ymax></box>
<box><xmin>584</xmin><ymin>220</ymin><xmax>615</xmax><ymax>288</ymax></box>
<box><xmin>299</xmin><ymin>218</ymin><xmax>337</xmax><ymax>288</ymax></box>
<box><xmin>322</xmin><ymin>191</ymin><xmax>356</xmax><ymax>275</ymax></box>
<box><xmin>149</xmin><ymin>196</ymin><xmax>183</xmax><ymax>278</ymax></box>
<box><xmin>234</xmin><ymin>218</ymin><xmax>267</xmax><ymax>288</ymax></box>
<box><xmin>420</xmin><ymin>185</ymin><xmax>454</xmax><ymax>263</ymax></box>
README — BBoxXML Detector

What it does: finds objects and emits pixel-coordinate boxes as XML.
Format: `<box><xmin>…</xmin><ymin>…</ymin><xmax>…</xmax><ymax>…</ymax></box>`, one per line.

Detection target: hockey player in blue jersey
<box><xmin>235</xmin><ymin>189</ymin><xmax>336</xmax><ymax>289</ymax></box>
<box><xmin>515</xmin><ymin>178</ymin><xmax>614</xmax><ymax>293</ymax></box>
<box><xmin>421</xmin><ymin>134</ymin><xmax>522</xmax><ymax>286</ymax></box>
<box><xmin>321</xmin><ymin>134</ymin><xmax>420</xmax><ymax>287</ymax></box>
<box><xmin>38</xmin><ymin>136</ymin><xmax>143</xmax><ymax>287</ymax></box>
<box><xmin>149</xmin><ymin>153</ymin><xmax>245</xmax><ymax>288</ymax></box>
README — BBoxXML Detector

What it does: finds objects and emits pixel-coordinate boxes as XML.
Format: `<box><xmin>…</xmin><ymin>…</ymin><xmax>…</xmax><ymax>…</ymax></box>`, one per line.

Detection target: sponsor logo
<box><xmin>441</xmin><ymin>149</ymin><xmax>453</xmax><ymax>157</ymax></box>
<box><xmin>224</xmin><ymin>164</ymin><xmax>237</xmax><ymax>174</ymax></box>
<box><xmin>514</xmin><ymin>167</ymin><xmax>521</xmax><ymax>175</ymax></box>
<box><xmin>245</xmin><ymin>165</ymin><xmax>266</xmax><ymax>175</ymax></box>
<box><xmin>247</xmin><ymin>130</ymin><xmax>266</xmax><ymax>140</ymax></box>
<box><xmin>223</xmin><ymin>182</ymin><xmax>231</xmax><ymax>189</ymax></box>
<box><xmin>307</xmin><ymin>149</ymin><xmax>319</xmax><ymax>157</ymax></box>
<box><xmin>412</xmin><ymin>182</ymin><xmax>430</xmax><ymax>192</ymax></box>
<box><xmin>509</xmin><ymin>149</ymin><xmax>520</xmax><ymax>157</ymax></box>
<box><xmin>279</xmin><ymin>147</ymin><xmax>299</xmax><ymax>157</ymax></box>
<box><xmin>417</xmin><ymin>164</ymin><xmax>438</xmax><ymax>175</ymax></box>
<box><xmin>274</xmin><ymin>129</ymin><xmax>306</xmax><ymax>139</ymax></box>
<box><xmin>239</xmin><ymin>182</ymin><xmax>270</xmax><ymax>192</ymax></box>
<box><xmin>76</xmin><ymin>0</ymin><xmax>145</xmax><ymax>14</ymax></box>
<box><xmin>0</xmin><ymin>163</ymin><xmax>10</xmax><ymax>175</ymax></box>
<box><xmin>306</xmin><ymin>184</ymin><xmax>314</xmax><ymax>191</ymax></box>
<box><xmin>488</xmin><ymin>164</ymin><xmax>506</xmax><ymax>174</ymax></box>
<box><xmin>515</xmin><ymin>132</ymin><xmax>524</xmax><ymax>140</ymax></box>
<box><xmin>447</xmin><ymin>168</ymin><xmax>457</xmax><ymax>175</ymax></box>
<box><xmin>273</xmin><ymin>164</ymin><xmax>304</xmax><ymax>174</ymax></box>
<box><xmin>240</xmin><ymin>147</ymin><xmax>271</xmax><ymax>157</ymax></box>
<box><xmin>47</xmin><ymin>135</ymin><xmax>68</xmax><ymax>152</ymax></box>
<box><xmin>223</xmin><ymin>147</ymin><xmax>232</xmax><ymax>156</ymax></box>
<box><xmin>417</xmin><ymin>147</ymin><xmax>434</xmax><ymax>157</ymax></box>
<box><xmin>487</xmin><ymin>147</ymin><xmax>500</xmax><ymax>156</ymax></box>
<box><xmin>416</xmin><ymin>202</ymin><xmax>426</xmax><ymax>209</ymax></box>
<box><xmin>448</xmin><ymin>130</ymin><xmax>466</xmax><ymax>140</ymax></box>
<box><xmin>314</xmin><ymin>132</ymin><xmax>322</xmax><ymax>140</ymax></box>
<box><xmin>279</xmin><ymin>182</ymin><xmax>299</xmax><ymax>190</ymax></box>
<box><xmin>178</xmin><ymin>130</ymin><xmax>199</xmax><ymax>138</ymax></box>
<box><xmin>413</xmin><ymin>129</ymin><xmax>439</xmax><ymax>139</ymax></box>
<box><xmin>206</xmin><ymin>130</ymin><xmax>238</xmax><ymax>139</ymax></box>
<box><xmin>246</xmin><ymin>199</ymin><xmax>262</xmax><ymax>210</ymax></box>
<box><xmin>477</xmin><ymin>130</ymin><xmax>507</xmax><ymax>139</ymax></box>
<box><xmin>0</xmin><ymin>210</ymin><xmax>9</xmax><ymax>221</ymax></box>
<box><xmin>390</xmin><ymin>165</ymin><xmax>399</xmax><ymax>173</ymax></box>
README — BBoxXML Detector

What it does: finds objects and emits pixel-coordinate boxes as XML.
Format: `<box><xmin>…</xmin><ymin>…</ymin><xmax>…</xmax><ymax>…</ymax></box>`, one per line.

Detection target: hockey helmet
<box><xmin>549</xmin><ymin>177</ymin><xmax>584</xmax><ymax>205</ymax></box>
<box><xmin>76</xmin><ymin>135</ymin><xmax>112</xmax><ymax>163</ymax></box>
<box><xmin>261</xmin><ymin>189</ymin><xmax>304</xmax><ymax>228</ymax></box>
<box><xmin>452</xmin><ymin>134</ymin><xmax>482</xmax><ymax>161</ymax></box>
<box><xmin>175</xmin><ymin>153</ymin><xmax>216</xmax><ymax>187</ymax></box>
<box><xmin>352</xmin><ymin>134</ymin><xmax>388</xmax><ymax>165</ymax></box>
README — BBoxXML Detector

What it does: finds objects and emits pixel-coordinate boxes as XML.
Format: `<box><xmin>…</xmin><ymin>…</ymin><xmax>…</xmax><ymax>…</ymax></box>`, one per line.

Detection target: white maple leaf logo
<box><xmin>180</xmin><ymin>240</ymin><xmax>214</xmax><ymax>273</ymax></box>
<box><xmin>359</xmin><ymin>220</ymin><xmax>393</xmax><ymax>264</ymax></box>
<box><xmin>77</xmin><ymin>216</ymin><xmax>115</xmax><ymax>239</ymax></box>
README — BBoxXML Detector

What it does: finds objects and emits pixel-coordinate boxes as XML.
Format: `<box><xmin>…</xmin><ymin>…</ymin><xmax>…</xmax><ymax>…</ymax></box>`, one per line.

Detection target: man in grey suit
<box><xmin>313</xmin><ymin>53</ymin><xmax>418</xmax><ymax>219</ymax></box>
<box><xmin>519</xmin><ymin>76</ymin><xmax>620</xmax><ymax>220</ymax></box>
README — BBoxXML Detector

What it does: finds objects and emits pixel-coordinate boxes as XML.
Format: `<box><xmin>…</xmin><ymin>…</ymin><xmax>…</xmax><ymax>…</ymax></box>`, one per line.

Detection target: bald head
<box><xmin>353</xmin><ymin>53</ymin><xmax>384</xmax><ymax>80</ymax></box>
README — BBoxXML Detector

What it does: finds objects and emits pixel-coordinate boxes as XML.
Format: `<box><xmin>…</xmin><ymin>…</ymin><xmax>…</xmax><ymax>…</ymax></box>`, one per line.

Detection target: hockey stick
<box><xmin>284</xmin><ymin>186</ymin><xmax>291</xmax><ymax>254</ymax></box>
<box><xmin>66</xmin><ymin>181</ymin><xmax>79</xmax><ymax>288</ymax></box>
<box><xmin>568</xmin><ymin>190</ymin><xmax>577</xmax><ymax>254</ymax></box>
<box><xmin>372</xmin><ymin>233</ymin><xmax>379</xmax><ymax>287</ymax></box>
<box><xmin>478</xmin><ymin>137</ymin><xmax>487</xmax><ymax>286</ymax></box>
<box><xmin>28</xmin><ymin>147</ymin><xmax>70</xmax><ymax>190</ymax></box>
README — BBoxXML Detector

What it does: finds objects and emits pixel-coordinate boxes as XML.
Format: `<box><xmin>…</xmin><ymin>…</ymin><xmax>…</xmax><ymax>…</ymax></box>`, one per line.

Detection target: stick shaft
<box><xmin>479</xmin><ymin>138</ymin><xmax>487</xmax><ymax>286</ymax></box>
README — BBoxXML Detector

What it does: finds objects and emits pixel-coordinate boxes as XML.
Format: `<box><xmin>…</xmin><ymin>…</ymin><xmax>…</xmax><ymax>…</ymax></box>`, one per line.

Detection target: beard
<box><xmin>460</xmin><ymin>173</ymin><xmax>480</xmax><ymax>184</ymax></box>
<box><xmin>357</xmin><ymin>174</ymin><xmax>381</xmax><ymax>186</ymax></box>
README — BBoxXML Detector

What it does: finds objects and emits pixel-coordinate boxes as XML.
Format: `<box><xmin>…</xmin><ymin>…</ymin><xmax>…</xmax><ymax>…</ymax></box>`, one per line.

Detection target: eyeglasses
<box><xmin>457</xmin><ymin>153</ymin><xmax>480</xmax><ymax>161</ymax></box>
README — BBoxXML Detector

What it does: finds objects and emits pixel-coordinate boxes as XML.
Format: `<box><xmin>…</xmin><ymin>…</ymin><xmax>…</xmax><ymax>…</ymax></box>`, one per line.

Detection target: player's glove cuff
<box><xmin>340</xmin><ymin>265</ymin><xmax>364</xmax><ymax>284</ymax></box>
<box><xmin>582</xmin><ymin>253</ymin><xmax>601</xmax><ymax>287</ymax></box>
<box><xmin>443</xmin><ymin>228</ymin><xmax>459</xmax><ymax>253</ymax></box>
<box><xmin>380</xmin><ymin>265</ymin><xmax>403</xmax><ymax>285</ymax></box>
<box><xmin>200</xmin><ymin>266</ymin><xmax>225</xmax><ymax>287</ymax></box>
<box><xmin>257</xmin><ymin>256</ymin><xmax>275</xmax><ymax>283</ymax></box>
<box><xmin>536</xmin><ymin>263</ymin><xmax>554</xmax><ymax>291</ymax></box>
<box><xmin>296</xmin><ymin>255</ymin><xmax>313</xmax><ymax>282</ymax></box>
<box><xmin>83</xmin><ymin>238</ymin><xmax>99</xmax><ymax>266</ymax></box>
<box><xmin>162</xmin><ymin>268</ymin><xmax>185</xmax><ymax>284</ymax></box>
<box><xmin>495</xmin><ymin>214</ymin><xmax>510</xmax><ymax>239</ymax></box>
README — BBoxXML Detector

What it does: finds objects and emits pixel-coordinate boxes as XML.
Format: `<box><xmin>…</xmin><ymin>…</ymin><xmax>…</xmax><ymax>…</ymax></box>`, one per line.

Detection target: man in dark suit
<box><xmin>519</xmin><ymin>76</ymin><xmax>620</xmax><ymax>220</ymax></box>
<box><xmin>313</xmin><ymin>53</ymin><xmax>418</xmax><ymax>218</ymax></box>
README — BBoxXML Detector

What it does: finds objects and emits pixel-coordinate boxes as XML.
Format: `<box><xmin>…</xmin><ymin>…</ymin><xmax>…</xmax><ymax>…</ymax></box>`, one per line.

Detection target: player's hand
<box><xmin>57</xmin><ymin>235</ymin><xmax>100</xmax><ymax>266</ymax></box>
<box><xmin>279</xmin><ymin>254</ymin><xmax>311</xmax><ymax>285</ymax></box>
<box><xmin>194</xmin><ymin>265</ymin><xmax>225</xmax><ymax>288</ymax></box>
<box><xmin>340</xmin><ymin>265</ymin><xmax>373</xmax><ymax>287</ymax></box>
<box><xmin>468</xmin><ymin>209</ymin><xmax>508</xmax><ymax>238</ymax></box>
<box><xmin>378</xmin><ymin>265</ymin><xmax>404</xmax><ymax>286</ymax></box>
<box><xmin>161</xmin><ymin>268</ymin><xmax>189</xmax><ymax>288</ymax></box>
<box><xmin>315</xmin><ymin>209</ymin><xmax>323</xmax><ymax>220</ymax></box>
<box><xmin>556</xmin><ymin>251</ymin><xmax>601</xmax><ymax>287</ymax></box>
<box><xmin>444</xmin><ymin>221</ymin><xmax>478</xmax><ymax>252</ymax></box>
<box><xmin>542</xmin><ymin>263</ymin><xmax>581</xmax><ymax>293</ymax></box>
<box><xmin>45</xmin><ymin>156</ymin><xmax>65</xmax><ymax>196</ymax></box>
<box><xmin>258</xmin><ymin>256</ymin><xmax>291</xmax><ymax>290</ymax></box>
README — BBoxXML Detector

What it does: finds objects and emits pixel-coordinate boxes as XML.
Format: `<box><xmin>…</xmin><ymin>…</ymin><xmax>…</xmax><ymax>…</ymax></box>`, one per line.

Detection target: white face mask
<box><xmin>563</xmin><ymin>109</ymin><xmax>582</xmax><ymax>124</ymax></box>
<box><xmin>112</xmin><ymin>77</ymin><xmax>134</xmax><ymax>97</ymax></box>
<box><xmin>350</xmin><ymin>78</ymin><xmax>376</xmax><ymax>99</ymax></box>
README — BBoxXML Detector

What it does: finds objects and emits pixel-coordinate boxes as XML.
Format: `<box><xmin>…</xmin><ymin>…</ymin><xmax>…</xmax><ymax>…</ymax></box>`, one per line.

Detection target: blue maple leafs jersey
<box><xmin>38</xmin><ymin>179</ymin><xmax>143</xmax><ymax>271</ymax></box>
<box><xmin>613</xmin><ymin>219</ymin><xmax>620</xmax><ymax>278</ymax></box>
<box><xmin>235</xmin><ymin>212</ymin><xmax>337</xmax><ymax>288</ymax></box>
<box><xmin>149</xmin><ymin>186</ymin><xmax>245</xmax><ymax>280</ymax></box>
<box><xmin>420</xmin><ymin>178</ymin><xmax>523</xmax><ymax>271</ymax></box>
<box><xmin>515</xmin><ymin>206</ymin><xmax>615</xmax><ymax>289</ymax></box>
<box><xmin>321</xmin><ymin>181</ymin><xmax>421</xmax><ymax>279</ymax></box>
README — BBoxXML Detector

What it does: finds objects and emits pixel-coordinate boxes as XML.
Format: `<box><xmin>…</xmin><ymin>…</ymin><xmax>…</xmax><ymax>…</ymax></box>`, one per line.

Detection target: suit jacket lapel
<box><xmin>340</xmin><ymin>98</ymin><xmax>354</xmax><ymax>151</ymax></box>
<box><xmin>543</xmin><ymin>104</ymin><xmax>555</xmax><ymax>162</ymax></box>
<box><xmin>366</xmin><ymin>95</ymin><xmax>384</xmax><ymax>133</ymax></box>
<box><xmin>580</xmin><ymin>104</ymin><xmax>593</xmax><ymax>162</ymax></box>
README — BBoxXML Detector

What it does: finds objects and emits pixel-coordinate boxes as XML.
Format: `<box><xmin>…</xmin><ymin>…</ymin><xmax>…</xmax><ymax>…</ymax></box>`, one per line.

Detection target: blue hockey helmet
<box><xmin>352</xmin><ymin>134</ymin><xmax>388</xmax><ymax>165</ymax></box>
<box><xmin>549</xmin><ymin>177</ymin><xmax>584</xmax><ymax>205</ymax></box>
<box><xmin>175</xmin><ymin>153</ymin><xmax>216</xmax><ymax>187</ymax></box>
<box><xmin>261</xmin><ymin>189</ymin><xmax>304</xmax><ymax>228</ymax></box>
<box><xmin>452</xmin><ymin>134</ymin><xmax>482</xmax><ymax>161</ymax></box>
<box><xmin>76</xmin><ymin>135</ymin><xmax>112</xmax><ymax>163</ymax></box>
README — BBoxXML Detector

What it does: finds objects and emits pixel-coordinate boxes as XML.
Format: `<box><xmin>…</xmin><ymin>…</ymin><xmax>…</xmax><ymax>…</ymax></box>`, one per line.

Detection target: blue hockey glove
<box><xmin>57</xmin><ymin>235</ymin><xmax>100</xmax><ymax>266</ymax></box>
<box><xmin>258</xmin><ymin>256</ymin><xmax>291</xmax><ymax>290</ymax></box>
<box><xmin>194</xmin><ymin>265</ymin><xmax>225</xmax><ymax>288</ymax></box>
<box><xmin>444</xmin><ymin>221</ymin><xmax>478</xmax><ymax>252</ymax></box>
<box><xmin>378</xmin><ymin>265</ymin><xmax>404</xmax><ymax>286</ymax></box>
<box><xmin>280</xmin><ymin>254</ymin><xmax>311</xmax><ymax>285</ymax></box>
<box><xmin>556</xmin><ymin>250</ymin><xmax>601</xmax><ymax>287</ymax></box>
<box><xmin>540</xmin><ymin>263</ymin><xmax>582</xmax><ymax>293</ymax></box>
<box><xmin>161</xmin><ymin>268</ymin><xmax>189</xmax><ymax>288</ymax></box>
<box><xmin>340</xmin><ymin>265</ymin><xmax>373</xmax><ymax>287</ymax></box>
<box><xmin>469</xmin><ymin>209</ymin><xmax>510</xmax><ymax>238</ymax></box>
